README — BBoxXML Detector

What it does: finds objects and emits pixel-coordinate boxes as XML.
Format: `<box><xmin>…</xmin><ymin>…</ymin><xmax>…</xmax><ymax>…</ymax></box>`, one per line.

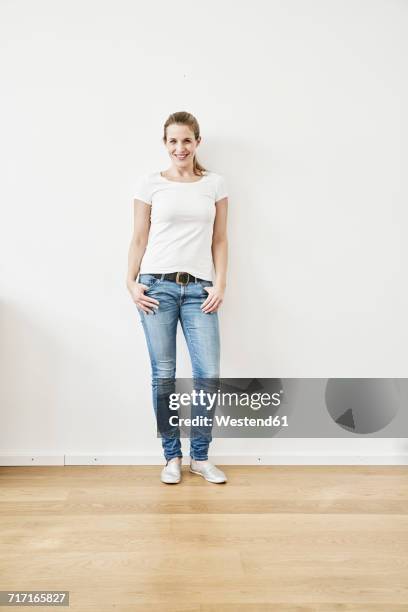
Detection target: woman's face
<box><xmin>164</xmin><ymin>123</ymin><xmax>201</xmax><ymax>167</ymax></box>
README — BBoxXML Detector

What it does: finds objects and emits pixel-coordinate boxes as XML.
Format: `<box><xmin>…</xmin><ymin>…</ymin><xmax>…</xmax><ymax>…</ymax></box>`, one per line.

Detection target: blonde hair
<box><xmin>163</xmin><ymin>111</ymin><xmax>207</xmax><ymax>176</ymax></box>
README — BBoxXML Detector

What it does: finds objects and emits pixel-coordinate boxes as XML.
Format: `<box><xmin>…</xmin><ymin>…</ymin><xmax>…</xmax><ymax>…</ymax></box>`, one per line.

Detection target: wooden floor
<box><xmin>0</xmin><ymin>465</ymin><xmax>407</xmax><ymax>611</ymax></box>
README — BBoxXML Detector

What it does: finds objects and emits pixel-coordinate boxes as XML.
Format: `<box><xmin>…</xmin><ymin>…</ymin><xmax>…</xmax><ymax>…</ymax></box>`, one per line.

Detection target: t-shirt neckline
<box><xmin>158</xmin><ymin>171</ymin><xmax>208</xmax><ymax>184</ymax></box>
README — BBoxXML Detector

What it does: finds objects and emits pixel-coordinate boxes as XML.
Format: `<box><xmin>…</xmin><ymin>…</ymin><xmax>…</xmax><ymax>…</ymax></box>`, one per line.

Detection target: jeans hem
<box><xmin>165</xmin><ymin>454</ymin><xmax>183</xmax><ymax>462</ymax></box>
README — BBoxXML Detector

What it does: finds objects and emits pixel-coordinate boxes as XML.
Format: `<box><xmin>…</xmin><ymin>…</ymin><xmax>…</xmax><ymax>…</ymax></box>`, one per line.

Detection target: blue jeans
<box><xmin>137</xmin><ymin>273</ymin><xmax>220</xmax><ymax>462</ymax></box>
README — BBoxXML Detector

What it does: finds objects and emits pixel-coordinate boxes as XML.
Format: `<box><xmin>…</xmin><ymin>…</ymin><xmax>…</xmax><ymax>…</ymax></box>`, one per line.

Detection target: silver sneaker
<box><xmin>160</xmin><ymin>458</ymin><xmax>182</xmax><ymax>484</ymax></box>
<box><xmin>189</xmin><ymin>459</ymin><xmax>227</xmax><ymax>483</ymax></box>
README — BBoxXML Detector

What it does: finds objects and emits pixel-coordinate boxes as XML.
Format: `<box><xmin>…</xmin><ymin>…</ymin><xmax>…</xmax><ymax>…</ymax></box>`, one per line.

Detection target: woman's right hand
<box><xmin>128</xmin><ymin>281</ymin><xmax>160</xmax><ymax>314</ymax></box>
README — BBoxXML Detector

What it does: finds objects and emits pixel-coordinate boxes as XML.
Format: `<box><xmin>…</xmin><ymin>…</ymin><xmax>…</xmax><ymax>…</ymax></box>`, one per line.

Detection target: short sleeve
<box><xmin>133</xmin><ymin>174</ymin><xmax>152</xmax><ymax>205</ymax></box>
<box><xmin>215</xmin><ymin>174</ymin><xmax>228</xmax><ymax>202</ymax></box>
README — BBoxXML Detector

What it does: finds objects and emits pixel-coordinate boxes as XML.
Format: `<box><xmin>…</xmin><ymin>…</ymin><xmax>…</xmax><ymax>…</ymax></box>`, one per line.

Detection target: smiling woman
<box><xmin>162</xmin><ymin>118</ymin><xmax>206</xmax><ymax>177</ymax></box>
<box><xmin>127</xmin><ymin>110</ymin><xmax>229</xmax><ymax>485</ymax></box>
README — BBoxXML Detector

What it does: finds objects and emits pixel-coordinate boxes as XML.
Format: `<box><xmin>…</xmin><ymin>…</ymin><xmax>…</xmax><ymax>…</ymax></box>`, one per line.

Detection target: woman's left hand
<box><xmin>201</xmin><ymin>284</ymin><xmax>225</xmax><ymax>313</ymax></box>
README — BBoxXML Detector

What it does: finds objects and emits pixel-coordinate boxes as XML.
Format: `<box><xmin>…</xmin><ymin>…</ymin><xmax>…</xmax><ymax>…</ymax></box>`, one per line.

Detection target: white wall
<box><xmin>1</xmin><ymin>0</ymin><xmax>407</xmax><ymax>464</ymax></box>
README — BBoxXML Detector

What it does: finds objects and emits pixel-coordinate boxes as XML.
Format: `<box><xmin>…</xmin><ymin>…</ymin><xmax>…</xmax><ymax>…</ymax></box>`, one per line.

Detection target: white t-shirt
<box><xmin>133</xmin><ymin>170</ymin><xmax>228</xmax><ymax>281</ymax></box>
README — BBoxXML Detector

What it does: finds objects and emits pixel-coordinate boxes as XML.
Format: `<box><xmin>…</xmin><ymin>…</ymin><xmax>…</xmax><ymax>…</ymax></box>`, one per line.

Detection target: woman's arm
<box><xmin>126</xmin><ymin>200</ymin><xmax>160</xmax><ymax>314</ymax></box>
<box><xmin>126</xmin><ymin>200</ymin><xmax>151</xmax><ymax>289</ymax></box>
<box><xmin>211</xmin><ymin>197</ymin><xmax>228</xmax><ymax>289</ymax></box>
<box><xmin>201</xmin><ymin>197</ymin><xmax>228</xmax><ymax>314</ymax></box>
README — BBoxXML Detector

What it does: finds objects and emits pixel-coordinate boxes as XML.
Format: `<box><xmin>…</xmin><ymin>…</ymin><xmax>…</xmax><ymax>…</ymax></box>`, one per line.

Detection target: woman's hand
<box><xmin>201</xmin><ymin>284</ymin><xmax>225</xmax><ymax>314</ymax></box>
<box><xmin>128</xmin><ymin>281</ymin><xmax>159</xmax><ymax>314</ymax></box>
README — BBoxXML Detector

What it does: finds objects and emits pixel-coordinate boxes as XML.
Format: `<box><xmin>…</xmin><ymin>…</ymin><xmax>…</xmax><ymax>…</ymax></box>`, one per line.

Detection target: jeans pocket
<box><xmin>199</xmin><ymin>280</ymin><xmax>213</xmax><ymax>294</ymax></box>
<box><xmin>140</xmin><ymin>274</ymin><xmax>161</xmax><ymax>290</ymax></box>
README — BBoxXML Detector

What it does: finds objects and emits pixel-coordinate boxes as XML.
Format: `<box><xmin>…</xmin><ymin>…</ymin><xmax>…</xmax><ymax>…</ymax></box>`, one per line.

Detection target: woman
<box><xmin>127</xmin><ymin>111</ymin><xmax>229</xmax><ymax>485</ymax></box>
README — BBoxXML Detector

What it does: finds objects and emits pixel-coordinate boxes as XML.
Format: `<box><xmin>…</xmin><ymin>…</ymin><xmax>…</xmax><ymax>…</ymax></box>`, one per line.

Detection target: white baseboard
<box><xmin>0</xmin><ymin>453</ymin><xmax>407</xmax><ymax>466</ymax></box>
<box><xmin>0</xmin><ymin>454</ymin><xmax>64</xmax><ymax>466</ymax></box>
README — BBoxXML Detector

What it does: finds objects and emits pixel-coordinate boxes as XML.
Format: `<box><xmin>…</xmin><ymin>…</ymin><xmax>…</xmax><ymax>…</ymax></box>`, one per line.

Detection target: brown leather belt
<box><xmin>147</xmin><ymin>272</ymin><xmax>208</xmax><ymax>285</ymax></box>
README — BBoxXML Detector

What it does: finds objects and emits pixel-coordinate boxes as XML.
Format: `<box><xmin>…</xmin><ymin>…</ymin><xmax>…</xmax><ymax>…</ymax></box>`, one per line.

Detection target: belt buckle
<box><xmin>176</xmin><ymin>271</ymin><xmax>189</xmax><ymax>285</ymax></box>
